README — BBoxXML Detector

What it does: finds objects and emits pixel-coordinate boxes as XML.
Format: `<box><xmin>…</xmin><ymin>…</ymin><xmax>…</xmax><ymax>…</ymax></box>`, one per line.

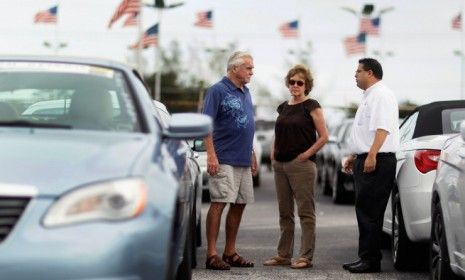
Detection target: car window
<box><xmin>443</xmin><ymin>108</ymin><xmax>465</xmax><ymax>133</ymax></box>
<box><xmin>0</xmin><ymin>62</ymin><xmax>140</xmax><ymax>132</ymax></box>
<box><xmin>399</xmin><ymin>112</ymin><xmax>418</xmax><ymax>142</ymax></box>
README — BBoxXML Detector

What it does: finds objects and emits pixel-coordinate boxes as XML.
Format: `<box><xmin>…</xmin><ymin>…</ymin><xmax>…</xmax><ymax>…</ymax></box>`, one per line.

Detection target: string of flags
<box><xmin>32</xmin><ymin>4</ymin><xmax>465</xmax><ymax>57</ymax></box>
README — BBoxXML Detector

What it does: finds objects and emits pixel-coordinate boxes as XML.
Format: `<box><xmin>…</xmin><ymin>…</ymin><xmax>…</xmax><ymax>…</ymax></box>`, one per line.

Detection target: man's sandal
<box><xmin>222</xmin><ymin>252</ymin><xmax>254</xmax><ymax>267</ymax></box>
<box><xmin>263</xmin><ymin>256</ymin><xmax>292</xmax><ymax>266</ymax></box>
<box><xmin>206</xmin><ymin>255</ymin><xmax>231</xmax><ymax>270</ymax></box>
<box><xmin>290</xmin><ymin>257</ymin><xmax>313</xmax><ymax>269</ymax></box>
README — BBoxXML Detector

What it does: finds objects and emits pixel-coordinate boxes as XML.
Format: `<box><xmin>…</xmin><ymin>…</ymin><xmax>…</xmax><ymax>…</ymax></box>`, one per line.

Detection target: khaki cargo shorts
<box><xmin>208</xmin><ymin>164</ymin><xmax>254</xmax><ymax>204</ymax></box>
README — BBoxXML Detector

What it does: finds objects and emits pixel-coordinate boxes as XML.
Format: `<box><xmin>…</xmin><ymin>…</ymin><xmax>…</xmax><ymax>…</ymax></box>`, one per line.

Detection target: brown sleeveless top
<box><xmin>274</xmin><ymin>99</ymin><xmax>320</xmax><ymax>162</ymax></box>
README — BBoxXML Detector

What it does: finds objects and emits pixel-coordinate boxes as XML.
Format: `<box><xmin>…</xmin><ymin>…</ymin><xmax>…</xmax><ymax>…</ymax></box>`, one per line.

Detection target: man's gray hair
<box><xmin>227</xmin><ymin>51</ymin><xmax>252</xmax><ymax>72</ymax></box>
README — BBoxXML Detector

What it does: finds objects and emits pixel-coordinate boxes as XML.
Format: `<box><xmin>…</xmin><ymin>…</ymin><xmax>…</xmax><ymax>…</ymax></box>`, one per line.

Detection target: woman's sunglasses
<box><xmin>289</xmin><ymin>79</ymin><xmax>305</xmax><ymax>87</ymax></box>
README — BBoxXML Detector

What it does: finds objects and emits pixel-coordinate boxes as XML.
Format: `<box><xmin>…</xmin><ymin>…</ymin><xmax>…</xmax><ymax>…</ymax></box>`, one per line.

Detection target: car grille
<box><xmin>0</xmin><ymin>197</ymin><xmax>30</xmax><ymax>243</ymax></box>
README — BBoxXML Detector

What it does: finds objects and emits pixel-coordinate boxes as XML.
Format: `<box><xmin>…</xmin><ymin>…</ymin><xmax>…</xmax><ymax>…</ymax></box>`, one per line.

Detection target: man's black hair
<box><xmin>358</xmin><ymin>58</ymin><xmax>383</xmax><ymax>80</ymax></box>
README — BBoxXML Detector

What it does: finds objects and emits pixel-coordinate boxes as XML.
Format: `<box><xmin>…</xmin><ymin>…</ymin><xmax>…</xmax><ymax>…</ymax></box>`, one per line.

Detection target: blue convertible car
<box><xmin>0</xmin><ymin>56</ymin><xmax>211</xmax><ymax>280</ymax></box>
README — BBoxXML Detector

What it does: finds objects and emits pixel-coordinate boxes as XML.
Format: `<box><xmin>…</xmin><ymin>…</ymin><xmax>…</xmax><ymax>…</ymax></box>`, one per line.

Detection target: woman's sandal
<box><xmin>290</xmin><ymin>257</ymin><xmax>313</xmax><ymax>269</ymax></box>
<box><xmin>206</xmin><ymin>255</ymin><xmax>231</xmax><ymax>270</ymax></box>
<box><xmin>222</xmin><ymin>252</ymin><xmax>254</xmax><ymax>267</ymax></box>
<box><xmin>263</xmin><ymin>256</ymin><xmax>292</xmax><ymax>266</ymax></box>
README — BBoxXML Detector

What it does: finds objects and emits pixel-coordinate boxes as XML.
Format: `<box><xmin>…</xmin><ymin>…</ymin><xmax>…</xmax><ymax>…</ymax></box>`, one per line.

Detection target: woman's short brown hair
<box><xmin>285</xmin><ymin>64</ymin><xmax>314</xmax><ymax>96</ymax></box>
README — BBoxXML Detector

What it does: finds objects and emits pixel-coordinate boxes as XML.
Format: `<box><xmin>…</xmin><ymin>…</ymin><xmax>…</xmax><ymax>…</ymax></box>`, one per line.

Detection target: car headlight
<box><xmin>43</xmin><ymin>178</ymin><xmax>147</xmax><ymax>227</ymax></box>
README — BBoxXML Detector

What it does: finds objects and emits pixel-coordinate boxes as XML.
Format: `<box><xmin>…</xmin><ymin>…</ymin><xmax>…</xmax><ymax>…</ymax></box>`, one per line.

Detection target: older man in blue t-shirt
<box><xmin>202</xmin><ymin>51</ymin><xmax>257</xmax><ymax>270</ymax></box>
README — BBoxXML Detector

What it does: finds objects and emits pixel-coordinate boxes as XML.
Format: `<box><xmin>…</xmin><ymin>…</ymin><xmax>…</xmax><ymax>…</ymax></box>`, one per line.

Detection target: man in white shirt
<box><xmin>342</xmin><ymin>58</ymin><xmax>400</xmax><ymax>273</ymax></box>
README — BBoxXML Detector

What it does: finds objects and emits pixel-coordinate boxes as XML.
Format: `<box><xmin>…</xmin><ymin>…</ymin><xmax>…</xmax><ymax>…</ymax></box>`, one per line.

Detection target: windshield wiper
<box><xmin>0</xmin><ymin>120</ymin><xmax>72</xmax><ymax>129</ymax></box>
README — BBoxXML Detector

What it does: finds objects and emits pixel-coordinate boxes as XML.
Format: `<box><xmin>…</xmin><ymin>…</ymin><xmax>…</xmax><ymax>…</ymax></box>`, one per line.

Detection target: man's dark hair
<box><xmin>358</xmin><ymin>58</ymin><xmax>383</xmax><ymax>80</ymax></box>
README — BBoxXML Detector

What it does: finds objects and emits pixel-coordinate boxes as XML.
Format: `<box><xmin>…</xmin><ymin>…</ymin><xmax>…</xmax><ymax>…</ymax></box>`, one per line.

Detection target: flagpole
<box><xmin>54</xmin><ymin>2</ymin><xmax>59</xmax><ymax>55</ymax></box>
<box><xmin>154</xmin><ymin>9</ymin><xmax>163</xmax><ymax>101</ymax></box>
<box><xmin>462</xmin><ymin>1</ymin><xmax>465</xmax><ymax>99</ymax></box>
<box><xmin>137</xmin><ymin>1</ymin><xmax>143</xmax><ymax>73</ymax></box>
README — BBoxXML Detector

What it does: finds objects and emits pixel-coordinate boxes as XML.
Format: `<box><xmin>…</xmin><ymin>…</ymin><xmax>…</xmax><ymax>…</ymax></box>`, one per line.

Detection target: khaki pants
<box><xmin>272</xmin><ymin>158</ymin><xmax>317</xmax><ymax>260</ymax></box>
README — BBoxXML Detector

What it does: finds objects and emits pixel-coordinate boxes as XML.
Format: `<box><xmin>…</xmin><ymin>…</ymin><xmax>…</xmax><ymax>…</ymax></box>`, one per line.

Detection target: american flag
<box><xmin>452</xmin><ymin>13</ymin><xmax>461</xmax><ymax>30</ymax></box>
<box><xmin>123</xmin><ymin>12</ymin><xmax>139</xmax><ymax>27</ymax></box>
<box><xmin>34</xmin><ymin>6</ymin><xmax>58</xmax><ymax>24</ymax></box>
<box><xmin>194</xmin><ymin>10</ymin><xmax>213</xmax><ymax>28</ymax></box>
<box><xmin>279</xmin><ymin>20</ymin><xmax>299</xmax><ymax>38</ymax></box>
<box><xmin>359</xmin><ymin>17</ymin><xmax>380</xmax><ymax>36</ymax></box>
<box><xmin>343</xmin><ymin>33</ymin><xmax>366</xmax><ymax>55</ymax></box>
<box><xmin>130</xmin><ymin>24</ymin><xmax>158</xmax><ymax>49</ymax></box>
<box><xmin>108</xmin><ymin>0</ymin><xmax>140</xmax><ymax>28</ymax></box>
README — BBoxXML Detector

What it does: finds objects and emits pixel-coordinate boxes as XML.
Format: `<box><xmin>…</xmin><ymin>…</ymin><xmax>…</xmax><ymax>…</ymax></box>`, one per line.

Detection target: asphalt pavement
<box><xmin>193</xmin><ymin>168</ymin><xmax>429</xmax><ymax>280</ymax></box>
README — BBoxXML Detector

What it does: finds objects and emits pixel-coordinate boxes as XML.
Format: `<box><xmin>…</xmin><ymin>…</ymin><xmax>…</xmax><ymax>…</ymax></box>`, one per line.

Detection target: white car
<box><xmin>383</xmin><ymin>100</ymin><xmax>465</xmax><ymax>270</ymax></box>
<box><xmin>430</xmin><ymin>122</ymin><xmax>465</xmax><ymax>280</ymax></box>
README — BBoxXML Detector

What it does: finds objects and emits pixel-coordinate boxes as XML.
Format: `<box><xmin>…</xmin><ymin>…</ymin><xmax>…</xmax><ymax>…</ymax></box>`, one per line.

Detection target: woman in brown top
<box><xmin>263</xmin><ymin>64</ymin><xmax>328</xmax><ymax>269</ymax></box>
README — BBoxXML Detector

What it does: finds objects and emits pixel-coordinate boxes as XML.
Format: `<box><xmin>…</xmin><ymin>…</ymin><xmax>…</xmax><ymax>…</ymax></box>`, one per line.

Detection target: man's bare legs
<box><xmin>206</xmin><ymin>202</ymin><xmax>247</xmax><ymax>257</ymax></box>
<box><xmin>224</xmin><ymin>203</ymin><xmax>246</xmax><ymax>256</ymax></box>
<box><xmin>206</xmin><ymin>202</ymin><xmax>227</xmax><ymax>257</ymax></box>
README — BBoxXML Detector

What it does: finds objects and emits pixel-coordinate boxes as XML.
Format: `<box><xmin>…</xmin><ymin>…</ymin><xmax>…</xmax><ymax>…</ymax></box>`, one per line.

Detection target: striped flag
<box><xmin>108</xmin><ymin>0</ymin><xmax>140</xmax><ymax>28</ymax></box>
<box><xmin>130</xmin><ymin>24</ymin><xmax>158</xmax><ymax>49</ymax></box>
<box><xmin>34</xmin><ymin>6</ymin><xmax>58</xmax><ymax>24</ymax></box>
<box><xmin>194</xmin><ymin>10</ymin><xmax>213</xmax><ymax>28</ymax></box>
<box><xmin>123</xmin><ymin>12</ymin><xmax>139</xmax><ymax>27</ymax></box>
<box><xmin>452</xmin><ymin>13</ymin><xmax>461</xmax><ymax>30</ymax></box>
<box><xmin>343</xmin><ymin>33</ymin><xmax>366</xmax><ymax>55</ymax></box>
<box><xmin>359</xmin><ymin>17</ymin><xmax>380</xmax><ymax>36</ymax></box>
<box><xmin>279</xmin><ymin>20</ymin><xmax>299</xmax><ymax>38</ymax></box>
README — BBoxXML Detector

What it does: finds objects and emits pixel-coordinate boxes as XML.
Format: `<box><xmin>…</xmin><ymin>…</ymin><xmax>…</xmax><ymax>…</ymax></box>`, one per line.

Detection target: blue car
<box><xmin>0</xmin><ymin>56</ymin><xmax>211</xmax><ymax>280</ymax></box>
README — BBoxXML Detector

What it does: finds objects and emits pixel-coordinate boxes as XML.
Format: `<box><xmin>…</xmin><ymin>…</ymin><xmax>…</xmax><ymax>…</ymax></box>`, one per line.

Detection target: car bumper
<box><xmin>399</xmin><ymin>171</ymin><xmax>435</xmax><ymax>242</ymax></box>
<box><xmin>0</xmin><ymin>198</ymin><xmax>174</xmax><ymax>280</ymax></box>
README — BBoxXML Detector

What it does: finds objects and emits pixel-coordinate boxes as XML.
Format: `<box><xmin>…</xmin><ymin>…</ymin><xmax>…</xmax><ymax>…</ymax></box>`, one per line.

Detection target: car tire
<box><xmin>430</xmin><ymin>199</ymin><xmax>459</xmax><ymax>280</ymax></box>
<box><xmin>253</xmin><ymin>171</ymin><xmax>260</xmax><ymax>187</ymax></box>
<box><xmin>190</xmin><ymin>200</ymin><xmax>198</xmax><ymax>268</ymax></box>
<box><xmin>332</xmin><ymin>169</ymin><xmax>347</xmax><ymax>204</ymax></box>
<box><xmin>176</xmin><ymin>226</ymin><xmax>192</xmax><ymax>280</ymax></box>
<box><xmin>392</xmin><ymin>191</ymin><xmax>427</xmax><ymax>270</ymax></box>
<box><xmin>202</xmin><ymin>189</ymin><xmax>210</xmax><ymax>203</ymax></box>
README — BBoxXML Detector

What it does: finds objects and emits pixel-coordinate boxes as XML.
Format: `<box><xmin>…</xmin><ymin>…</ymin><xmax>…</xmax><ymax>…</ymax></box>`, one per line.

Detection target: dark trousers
<box><xmin>353</xmin><ymin>153</ymin><xmax>396</xmax><ymax>262</ymax></box>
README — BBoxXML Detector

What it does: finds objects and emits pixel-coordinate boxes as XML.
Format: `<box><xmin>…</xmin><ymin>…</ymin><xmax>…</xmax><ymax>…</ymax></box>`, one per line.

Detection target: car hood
<box><xmin>0</xmin><ymin>129</ymin><xmax>151</xmax><ymax>196</ymax></box>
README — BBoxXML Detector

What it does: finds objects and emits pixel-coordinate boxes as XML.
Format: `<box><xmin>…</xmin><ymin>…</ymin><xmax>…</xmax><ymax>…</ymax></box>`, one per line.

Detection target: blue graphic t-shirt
<box><xmin>202</xmin><ymin>76</ymin><xmax>255</xmax><ymax>166</ymax></box>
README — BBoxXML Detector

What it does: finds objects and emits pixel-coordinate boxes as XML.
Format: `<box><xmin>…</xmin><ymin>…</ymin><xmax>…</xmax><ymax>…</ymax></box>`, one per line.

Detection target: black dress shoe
<box><xmin>347</xmin><ymin>261</ymin><xmax>380</xmax><ymax>273</ymax></box>
<box><xmin>342</xmin><ymin>259</ymin><xmax>362</xmax><ymax>270</ymax></box>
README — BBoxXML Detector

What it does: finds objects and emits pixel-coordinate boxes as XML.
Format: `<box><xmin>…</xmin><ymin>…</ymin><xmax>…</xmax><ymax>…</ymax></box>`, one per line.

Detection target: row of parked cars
<box><xmin>316</xmin><ymin>101</ymin><xmax>465</xmax><ymax>279</ymax></box>
<box><xmin>0</xmin><ymin>56</ymin><xmax>212</xmax><ymax>280</ymax></box>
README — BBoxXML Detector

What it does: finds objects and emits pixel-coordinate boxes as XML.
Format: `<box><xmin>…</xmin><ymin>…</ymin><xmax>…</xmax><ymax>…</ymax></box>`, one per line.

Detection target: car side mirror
<box><xmin>460</xmin><ymin>121</ymin><xmax>465</xmax><ymax>141</ymax></box>
<box><xmin>192</xmin><ymin>139</ymin><xmax>206</xmax><ymax>152</ymax></box>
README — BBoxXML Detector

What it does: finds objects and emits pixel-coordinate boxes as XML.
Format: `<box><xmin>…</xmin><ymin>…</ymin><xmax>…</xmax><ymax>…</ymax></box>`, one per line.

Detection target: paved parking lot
<box><xmin>193</xmin><ymin>168</ymin><xmax>429</xmax><ymax>280</ymax></box>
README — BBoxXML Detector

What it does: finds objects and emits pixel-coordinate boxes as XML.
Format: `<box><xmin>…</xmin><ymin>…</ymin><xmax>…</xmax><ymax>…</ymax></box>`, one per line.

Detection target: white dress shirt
<box><xmin>350</xmin><ymin>81</ymin><xmax>400</xmax><ymax>154</ymax></box>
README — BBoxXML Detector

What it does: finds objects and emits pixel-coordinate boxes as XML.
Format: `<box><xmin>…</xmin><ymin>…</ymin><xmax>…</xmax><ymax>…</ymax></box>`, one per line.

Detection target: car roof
<box><xmin>0</xmin><ymin>55</ymin><xmax>132</xmax><ymax>71</ymax></box>
<box><xmin>407</xmin><ymin>100</ymin><xmax>465</xmax><ymax>138</ymax></box>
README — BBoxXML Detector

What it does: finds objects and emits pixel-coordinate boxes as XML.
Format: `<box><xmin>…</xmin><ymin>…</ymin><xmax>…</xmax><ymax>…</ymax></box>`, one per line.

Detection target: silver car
<box><xmin>430</xmin><ymin>121</ymin><xmax>465</xmax><ymax>279</ymax></box>
<box><xmin>0</xmin><ymin>56</ymin><xmax>211</xmax><ymax>280</ymax></box>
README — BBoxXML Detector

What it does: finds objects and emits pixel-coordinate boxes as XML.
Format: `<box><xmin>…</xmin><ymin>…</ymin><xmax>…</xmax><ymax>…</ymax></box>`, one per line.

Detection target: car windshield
<box><xmin>0</xmin><ymin>61</ymin><xmax>141</xmax><ymax>132</ymax></box>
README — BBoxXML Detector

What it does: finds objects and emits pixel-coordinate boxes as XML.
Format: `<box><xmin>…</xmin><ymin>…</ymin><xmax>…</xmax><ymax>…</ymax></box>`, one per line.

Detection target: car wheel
<box><xmin>202</xmin><ymin>189</ymin><xmax>210</xmax><ymax>203</ymax></box>
<box><xmin>332</xmin><ymin>169</ymin><xmax>347</xmax><ymax>204</ymax></box>
<box><xmin>322</xmin><ymin>168</ymin><xmax>332</xmax><ymax>196</ymax></box>
<box><xmin>190</xmin><ymin>201</ymin><xmax>198</xmax><ymax>268</ymax></box>
<box><xmin>176</xmin><ymin>227</ymin><xmax>192</xmax><ymax>280</ymax></box>
<box><xmin>253</xmin><ymin>171</ymin><xmax>260</xmax><ymax>187</ymax></box>
<box><xmin>392</xmin><ymin>191</ymin><xmax>427</xmax><ymax>270</ymax></box>
<box><xmin>430</xmin><ymin>200</ymin><xmax>458</xmax><ymax>280</ymax></box>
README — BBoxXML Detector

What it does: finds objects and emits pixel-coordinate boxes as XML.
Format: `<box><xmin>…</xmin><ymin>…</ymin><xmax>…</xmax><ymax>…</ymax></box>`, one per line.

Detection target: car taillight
<box><xmin>414</xmin><ymin>150</ymin><xmax>441</xmax><ymax>174</ymax></box>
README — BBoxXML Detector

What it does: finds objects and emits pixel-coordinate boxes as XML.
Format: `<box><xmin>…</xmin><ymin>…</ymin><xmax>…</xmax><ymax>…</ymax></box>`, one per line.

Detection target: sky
<box><xmin>1</xmin><ymin>0</ymin><xmax>465</xmax><ymax>114</ymax></box>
